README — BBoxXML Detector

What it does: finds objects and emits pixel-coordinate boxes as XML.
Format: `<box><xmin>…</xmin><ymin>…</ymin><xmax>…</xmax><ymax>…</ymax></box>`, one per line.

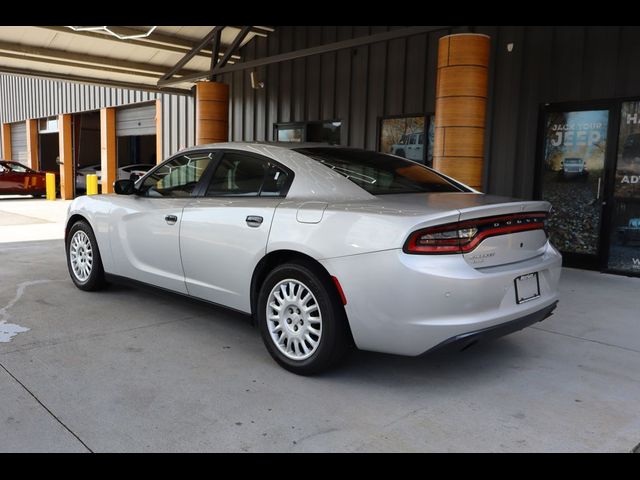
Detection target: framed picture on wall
<box><xmin>378</xmin><ymin>114</ymin><xmax>434</xmax><ymax>166</ymax></box>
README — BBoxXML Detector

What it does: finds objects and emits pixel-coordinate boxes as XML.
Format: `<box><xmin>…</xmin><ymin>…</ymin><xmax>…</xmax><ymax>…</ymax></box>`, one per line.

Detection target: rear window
<box><xmin>294</xmin><ymin>147</ymin><xmax>466</xmax><ymax>195</ymax></box>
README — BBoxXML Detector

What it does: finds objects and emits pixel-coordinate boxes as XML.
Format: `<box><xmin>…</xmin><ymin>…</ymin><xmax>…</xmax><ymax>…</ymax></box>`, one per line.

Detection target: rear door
<box><xmin>109</xmin><ymin>150</ymin><xmax>216</xmax><ymax>293</ymax></box>
<box><xmin>180</xmin><ymin>150</ymin><xmax>292</xmax><ymax>312</ymax></box>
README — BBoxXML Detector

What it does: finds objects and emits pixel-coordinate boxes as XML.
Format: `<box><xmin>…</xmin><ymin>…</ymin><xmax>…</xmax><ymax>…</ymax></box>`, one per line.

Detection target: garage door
<box><xmin>11</xmin><ymin>122</ymin><xmax>27</xmax><ymax>164</ymax></box>
<box><xmin>116</xmin><ymin>104</ymin><xmax>156</xmax><ymax>137</ymax></box>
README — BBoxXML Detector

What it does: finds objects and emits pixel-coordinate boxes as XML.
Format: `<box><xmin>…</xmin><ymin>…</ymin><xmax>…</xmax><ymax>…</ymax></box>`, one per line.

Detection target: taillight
<box><xmin>404</xmin><ymin>212</ymin><xmax>548</xmax><ymax>255</ymax></box>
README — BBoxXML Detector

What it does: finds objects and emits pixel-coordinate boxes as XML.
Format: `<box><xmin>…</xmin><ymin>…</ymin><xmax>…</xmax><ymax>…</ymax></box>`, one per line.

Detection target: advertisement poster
<box><xmin>608</xmin><ymin>101</ymin><xmax>640</xmax><ymax>273</ymax></box>
<box><xmin>541</xmin><ymin>110</ymin><xmax>608</xmax><ymax>255</ymax></box>
<box><xmin>379</xmin><ymin>115</ymin><xmax>426</xmax><ymax>164</ymax></box>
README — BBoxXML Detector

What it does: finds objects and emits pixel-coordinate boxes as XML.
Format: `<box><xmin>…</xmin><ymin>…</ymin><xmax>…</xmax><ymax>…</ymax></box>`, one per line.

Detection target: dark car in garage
<box><xmin>0</xmin><ymin>160</ymin><xmax>49</xmax><ymax>197</ymax></box>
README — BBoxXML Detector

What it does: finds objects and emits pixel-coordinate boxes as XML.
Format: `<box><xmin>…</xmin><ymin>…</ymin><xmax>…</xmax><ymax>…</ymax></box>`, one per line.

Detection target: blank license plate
<box><xmin>515</xmin><ymin>272</ymin><xmax>540</xmax><ymax>304</ymax></box>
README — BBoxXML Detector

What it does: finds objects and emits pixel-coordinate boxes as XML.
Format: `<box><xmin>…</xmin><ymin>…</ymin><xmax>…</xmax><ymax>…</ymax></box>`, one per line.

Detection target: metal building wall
<box><xmin>222</xmin><ymin>25</ymin><xmax>640</xmax><ymax>199</ymax></box>
<box><xmin>0</xmin><ymin>74</ymin><xmax>196</xmax><ymax>161</ymax></box>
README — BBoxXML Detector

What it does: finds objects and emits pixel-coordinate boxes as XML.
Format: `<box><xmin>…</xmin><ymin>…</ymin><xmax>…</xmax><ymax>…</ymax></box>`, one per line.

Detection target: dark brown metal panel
<box><xmin>513</xmin><ymin>26</ymin><xmax>554</xmax><ymax>199</ymax></box>
<box><xmin>615</xmin><ymin>26</ymin><xmax>640</xmax><ymax>97</ymax></box>
<box><xmin>404</xmin><ymin>33</ymin><xmax>427</xmax><ymax>114</ymax></box>
<box><xmin>486</xmin><ymin>26</ymin><xmax>525</xmax><ymax>196</ymax></box>
<box><xmin>254</xmin><ymin>35</ymin><xmax>268</xmax><ymax>141</ymax></box>
<box><xmin>349</xmin><ymin>26</ymin><xmax>370</xmax><ymax>148</ymax></box>
<box><xmin>582</xmin><ymin>26</ymin><xmax>620</xmax><ymax>100</ymax></box>
<box><xmin>292</xmin><ymin>26</ymin><xmax>307</xmax><ymax>121</ymax></box>
<box><xmin>335</xmin><ymin>26</ymin><xmax>353</xmax><ymax>145</ymax></box>
<box><xmin>365</xmin><ymin>26</ymin><xmax>389</xmax><ymax>151</ymax></box>
<box><xmin>243</xmin><ymin>40</ymin><xmax>255</xmax><ymax>141</ymax></box>
<box><xmin>550</xmin><ymin>26</ymin><xmax>586</xmax><ymax>103</ymax></box>
<box><xmin>266</xmin><ymin>32</ymin><xmax>280</xmax><ymax>141</ymax></box>
<box><xmin>320</xmin><ymin>26</ymin><xmax>337</xmax><ymax>121</ymax></box>
<box><xmin>278</xmin><ymin>27</ymin><xmax>294</xmax><ymax>124</ymax></box>
<box><xmin>384</xmin><ymin>36</ymin><xmax>406</xmax><ymax>115</ymax></box>
<box><xmin>305</xmin><ymin>26</ymin><xmax>322</xmax><ymax>122</ymax></box>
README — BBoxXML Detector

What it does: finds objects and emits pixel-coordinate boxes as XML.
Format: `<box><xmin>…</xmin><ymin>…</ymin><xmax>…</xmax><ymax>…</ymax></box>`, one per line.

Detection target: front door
<box><xmin>538</xmin><ymin>105</ymin><xmax>614</xmax><ymax>269</ymax></box>
<box><xmin>109</xmin><ymin>151</ymin><xmax>216</xmax><ymax>292</ymax></box>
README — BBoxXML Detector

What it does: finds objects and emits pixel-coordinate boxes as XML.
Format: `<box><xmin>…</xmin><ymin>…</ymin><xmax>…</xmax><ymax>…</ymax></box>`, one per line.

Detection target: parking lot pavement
<box><xmin>0</xmin><ymin>197</ymin><xmax>71</xmax><ymax>243</ymax></box>
<box><xmin>1</xmin><ymin>238</ymin><xmax>640</xmax><ymax>452</ymax></box>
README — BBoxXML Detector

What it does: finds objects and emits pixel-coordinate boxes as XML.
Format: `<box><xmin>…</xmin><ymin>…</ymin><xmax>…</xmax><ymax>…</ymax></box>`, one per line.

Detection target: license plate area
<box><xmin>514</xmin><ymin>272</ymin><xmax>540</xmax><ymax>304</ymax></box>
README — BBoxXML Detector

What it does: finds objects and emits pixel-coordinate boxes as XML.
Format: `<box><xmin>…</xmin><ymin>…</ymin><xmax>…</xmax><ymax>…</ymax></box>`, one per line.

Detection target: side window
<box><xmin>141</xmin><ymin>152</ymin><xmax>213</xmax><ymax>198</ymax></box>
<box><xmin>205</xmin><ymin>152</ymin><xmax>290</xmax><ymax>197</ymax></box>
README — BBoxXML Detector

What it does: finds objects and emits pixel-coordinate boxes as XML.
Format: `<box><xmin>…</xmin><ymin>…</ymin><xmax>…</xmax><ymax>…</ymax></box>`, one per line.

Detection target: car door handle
<box><xmin>246</xmin><ymin>215</ymin><xmax>263</xmax><ymax>228</ymax></box>
<box><xmin>165</xmin><ymin>214</ymin><xmax>178</xmax><ymax>225</ymax></box>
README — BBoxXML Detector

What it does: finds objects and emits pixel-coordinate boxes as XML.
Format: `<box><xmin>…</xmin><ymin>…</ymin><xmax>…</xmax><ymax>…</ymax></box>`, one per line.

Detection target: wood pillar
<box><xmin>26</xmin><ymin>119</ymin><xmax>40</xmax><ymax>171</ymax></box>
<box><xmin>58</xmin><ymin>114</ymin><xmax>74</xmax><ymax>199</ymax></box>
<box><xmin>433</xmin><ymin>33</ymin><xmax>490</xmax><ymax>191</ymax></box>
<box><xmin>2</xmin><ymin>123</ymin><xmax>11</xmax><ymax>160</ymax></box>
<box><xmin>100</xmin><ymin>107</ymin><xmax>117</xmax><ymax>193</ymax></box>
<box><xmin>155</xmin><ymin>99</ymin><xmax>163</xmax><ymax>164</ymax></box>
<box><xmin>195</xmin><ymin>81</ymin><xmax>229</xmax><ymax>145</ymax></box>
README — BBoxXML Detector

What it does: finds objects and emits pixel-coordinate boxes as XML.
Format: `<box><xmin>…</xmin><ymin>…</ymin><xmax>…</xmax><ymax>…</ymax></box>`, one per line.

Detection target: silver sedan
<box><xmin>64</xmin><ymin>143</ymin><xmax>562</xmax><ymax>374</ymax></box>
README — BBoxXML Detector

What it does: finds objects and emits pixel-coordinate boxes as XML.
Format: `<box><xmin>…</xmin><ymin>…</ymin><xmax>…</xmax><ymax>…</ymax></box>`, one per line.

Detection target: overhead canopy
<box><xmin>0</xmin><ymin>26</ymin><xmax>274</xmax><ymax>93</ymax></box>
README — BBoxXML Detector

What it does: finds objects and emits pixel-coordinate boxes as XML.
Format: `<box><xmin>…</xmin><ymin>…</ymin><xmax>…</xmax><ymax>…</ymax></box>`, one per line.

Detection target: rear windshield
<box><xmin>294</xmin><ymin>147</ymin><xmax>466</xmax><ymax>195</ymax></box>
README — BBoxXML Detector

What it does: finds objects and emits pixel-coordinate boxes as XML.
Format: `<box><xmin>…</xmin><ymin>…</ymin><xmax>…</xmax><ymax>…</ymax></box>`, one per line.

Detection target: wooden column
<box><xmin>195</xmin><ymin>81</ymin><xmax>229</xmax><ymax>145</ymax></box>
<box><xmin>58</xmin><ymin>114</ymin><xmax>74</xmax><ymax>200</ymax></box>
<box><xmin>155</xmin><ymin>99</ymin><xmax>163</xmax><ymax>164</ymax></box>
<box><xmin>100</xmin><ymin>107</ymin><xmax>117</xmax><ymax>193</ymax></box>
<box><xmin>26</xmin><ymin>119</ymin><xmax>40</xmax><ymax>171</ymax></box>
<box><xmin>1</xmin><ymin>123</ymin><xmax>11</xmax><ymax>160</ymax></box>
<box><xmin>433</xmin><ymin>33</ymin><xmax>490</xmax><ymax>191</ymax></box>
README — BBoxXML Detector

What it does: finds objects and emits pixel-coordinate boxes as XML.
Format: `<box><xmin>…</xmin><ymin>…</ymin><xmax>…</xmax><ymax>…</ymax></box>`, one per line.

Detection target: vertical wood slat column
<box><xmin>1</xmin><ymin>123</ymin><xmax>11</xmax><ymax>160</ymax></box>
<box><xmin>155</xmin><ymin>99</ymin><xmax>163</xmax><ymax>164</ymax></box>
<box><xmin>195</xmin><ymin>81</ymin><xmax>229</xmax><ymax>145</ymax></box>
<box><xmin>58</xmin><ymin>114</ymin><xmax>74</xmax><ymax>200</ymax></box>
<box><xmin>26</xmin><ymin>119</ymin><xmax>39</xmax><ymax>171</ymax></box>
<box><xmin>433</xmin><ymin>33</ymin><xmax>490</xmax><ymax>191</ymax></box>
<box><xmin>100</xmin><ymin>107</ymin><xmax>116</xmax><ymax>193</ymax></box>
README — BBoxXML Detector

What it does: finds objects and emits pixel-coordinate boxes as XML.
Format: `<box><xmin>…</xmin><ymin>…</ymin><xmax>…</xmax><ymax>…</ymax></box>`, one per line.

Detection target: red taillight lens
<box><xmin>404</xmin><ymin>212</ymin><xmax>548</xmax><ymax>255</ymax></box>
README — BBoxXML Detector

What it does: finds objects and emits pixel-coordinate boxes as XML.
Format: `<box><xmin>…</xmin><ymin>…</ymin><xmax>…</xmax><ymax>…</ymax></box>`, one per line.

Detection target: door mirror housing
<box><xmin>114</xmin><ymin>179</ymin><xmax>137</xmax><ymax>195</ymax></box>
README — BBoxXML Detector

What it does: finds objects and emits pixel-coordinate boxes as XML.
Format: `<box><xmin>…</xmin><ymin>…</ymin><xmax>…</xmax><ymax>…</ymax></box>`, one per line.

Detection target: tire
<box><xmin>257</xmin><ymin>261</ymin><xmax>350</xmax><ymax>375</ymax></box>
<box><xmin>66</xmin><ymin>220</ymin><xmax>107</xmax><ymax>291</ymax></box>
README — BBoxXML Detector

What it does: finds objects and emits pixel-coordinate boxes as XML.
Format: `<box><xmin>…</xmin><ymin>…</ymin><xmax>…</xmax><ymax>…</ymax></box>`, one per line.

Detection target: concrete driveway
<box><xmin>1</xmin><ymin>201</ymin><xmax>640</xmax><ymax>452</ymax></box>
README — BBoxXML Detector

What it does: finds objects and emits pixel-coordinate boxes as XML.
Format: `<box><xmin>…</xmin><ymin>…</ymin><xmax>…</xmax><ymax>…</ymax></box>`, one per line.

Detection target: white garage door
<box><xmin>116</xmin><ymin>104</ymin><xmax>156</xmax><ymax>137</ymax></box>
<box><xmin>11</xmin><ymin>122</ymin><xmax>27</xmax><ymax>164</ymax></box>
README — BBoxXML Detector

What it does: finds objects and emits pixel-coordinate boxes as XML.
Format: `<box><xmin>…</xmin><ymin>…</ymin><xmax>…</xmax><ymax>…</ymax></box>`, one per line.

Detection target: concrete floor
<box><xmin>1</xmin><ymin>199</ymin><xmax>640</xmax><ymax>452</ymax></box>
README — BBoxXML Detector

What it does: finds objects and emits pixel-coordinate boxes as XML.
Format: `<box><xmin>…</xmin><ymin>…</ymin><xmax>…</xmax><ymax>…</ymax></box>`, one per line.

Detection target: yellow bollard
<box><xmin>45</xmin><ymin>173</ymin><xmax>56</xmax><ymax>201</ymax></box>
<box><xmin>86</xmin><ymin>174</ymin><xmax>98</xmax><ymax>195</ymax></box>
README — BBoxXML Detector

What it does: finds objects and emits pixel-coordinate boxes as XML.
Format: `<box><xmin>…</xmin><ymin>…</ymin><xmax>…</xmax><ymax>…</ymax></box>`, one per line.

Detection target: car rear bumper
<box><xmin>320</xmin><ymin>242</ymin><xmax>562</xmax><ymax>356</ymax></box>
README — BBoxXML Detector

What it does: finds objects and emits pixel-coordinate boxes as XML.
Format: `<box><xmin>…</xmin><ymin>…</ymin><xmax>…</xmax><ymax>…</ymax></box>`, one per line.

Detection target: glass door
<box><xmin>538</xmin><ymin>106</ymin><xmax>612</xmax><ymax>269</ymax></box>
<box><xmin>607</xmin><ymin>101</ymin><xmax>640</xmax><ymax>275</ymax></box>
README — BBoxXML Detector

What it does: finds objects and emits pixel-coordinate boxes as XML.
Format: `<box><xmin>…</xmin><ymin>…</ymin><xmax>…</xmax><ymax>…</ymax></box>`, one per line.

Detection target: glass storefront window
<box><xmin>541</xmin><ymin>110</ymin><xmax>609</xmax><ymax>256</ymax></box>
<box><xmin>607</xmin><ymin>101</ymin><xmax>640</xmax><ymax>274</ymax></box>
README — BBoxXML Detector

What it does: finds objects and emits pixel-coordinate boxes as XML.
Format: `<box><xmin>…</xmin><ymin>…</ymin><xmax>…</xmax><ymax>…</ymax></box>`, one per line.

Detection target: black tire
<box><xmin>257</xmin><ymin>261</ymin><xmax>351</xmax><ymax>375</ymax></box>
<box><xmin>66</xmin><ymin>220</ymin><xmax>107</xmax><ymax>291</ymax></box>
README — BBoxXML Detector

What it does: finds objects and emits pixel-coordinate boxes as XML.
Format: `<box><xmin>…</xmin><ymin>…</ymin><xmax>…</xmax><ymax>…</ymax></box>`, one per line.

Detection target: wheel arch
<box><xmin>65</xmin><ymin>213</ymin><xmax>93</xmax><ymax>245</ymax></box>
<box><xmin>250</xmin><ymin>250</ymin><xmax>352</xmax><ymax>340</ymax></box>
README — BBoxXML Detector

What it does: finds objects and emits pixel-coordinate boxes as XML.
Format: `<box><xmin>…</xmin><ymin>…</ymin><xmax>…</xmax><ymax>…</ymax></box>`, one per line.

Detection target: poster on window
<box><xmin>607</xmin><ymin>101</ymin><xmax>640</xmax><ymax>273</ymax></box>
<box><xmin>541</xmin><ymin>110</ymin><xmax>609</xmax><ymax>255</ymax></box>
<box><xmin>379</xmin><ymin>115</ymin><xmax>427</xmax><ymax>165</ymax></box>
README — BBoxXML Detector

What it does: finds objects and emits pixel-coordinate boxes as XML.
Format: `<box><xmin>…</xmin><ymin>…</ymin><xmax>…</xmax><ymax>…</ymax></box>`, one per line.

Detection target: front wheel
<box><xmin>66</xmin><ymin>220</ymin><xmax>107</xmax><ymax>291</ymax></box>
<box><xmin>257</xmin><ymin>261</ymin><xmax>350</xmax><ymax>375</ymax></box>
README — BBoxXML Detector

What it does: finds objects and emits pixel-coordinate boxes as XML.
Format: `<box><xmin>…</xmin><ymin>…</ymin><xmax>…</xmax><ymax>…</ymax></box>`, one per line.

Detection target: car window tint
<box><xmin>8</xmin><ymin>162</ymin><xmax>31</xmax><ymax>173</ymax></box>
<box><xmin>141</xmin><ymin>152</ymin><xmax>213</xmax><ymax>198</ymax></box>
<box><xmin>261</xmin><ymin>164</ymin><xmax>289</xmax><ymax>197</ymax></box>
<box><xmin>205</xmin><ymin>153</ymin><xmax>268</xmax><ymax>197</ymax></box>
<box><xmin>294</xmin><ymin>147</ymin><xmax>466</xmax><ymax>195</ymax></box>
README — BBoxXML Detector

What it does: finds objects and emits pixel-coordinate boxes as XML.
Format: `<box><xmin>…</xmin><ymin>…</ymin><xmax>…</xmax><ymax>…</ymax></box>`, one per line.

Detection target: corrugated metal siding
<box><xmin>0</xmin><ymin>73</ymin><xmax>196</xmax><ymax>162</ymax></box>
<box><xmin>10</xmin><ymin>121</ymin><xmax>27</xmax><ymax>164</ymax></box>
<box><xmin>225</xmin><ymin>25</ymin><xmax>640</xmax><ymax>199</ymax></box>
<box><xmin>116</xmin><ymin>103</ymin><xmax>156</xmax><ymax>136</ymax></box>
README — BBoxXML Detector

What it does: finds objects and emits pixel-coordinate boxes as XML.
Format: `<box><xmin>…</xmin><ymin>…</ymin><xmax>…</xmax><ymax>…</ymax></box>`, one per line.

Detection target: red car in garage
<box><xmin>0</xmin><ymin>160</ymin><xmax>49</xmax><ymax>197</ymax></box>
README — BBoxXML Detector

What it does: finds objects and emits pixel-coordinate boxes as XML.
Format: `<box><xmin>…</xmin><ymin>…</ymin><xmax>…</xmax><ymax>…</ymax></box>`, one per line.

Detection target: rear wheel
<box><xmin>66</xmin><ymin>220</ymin><xmax>107</xmax><ymax>291</ymax></box>
<box><xmin>257</xmin><ymin>261</ymin><xmax>350</xmax><ymax>375</ymax></box>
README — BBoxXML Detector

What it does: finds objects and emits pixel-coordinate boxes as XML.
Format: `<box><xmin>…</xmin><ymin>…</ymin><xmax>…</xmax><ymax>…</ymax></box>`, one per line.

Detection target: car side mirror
<box><xmin>114</xmin><ymin>179</ymin><xmax>137</xmax><ymax>195</ymax></box>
